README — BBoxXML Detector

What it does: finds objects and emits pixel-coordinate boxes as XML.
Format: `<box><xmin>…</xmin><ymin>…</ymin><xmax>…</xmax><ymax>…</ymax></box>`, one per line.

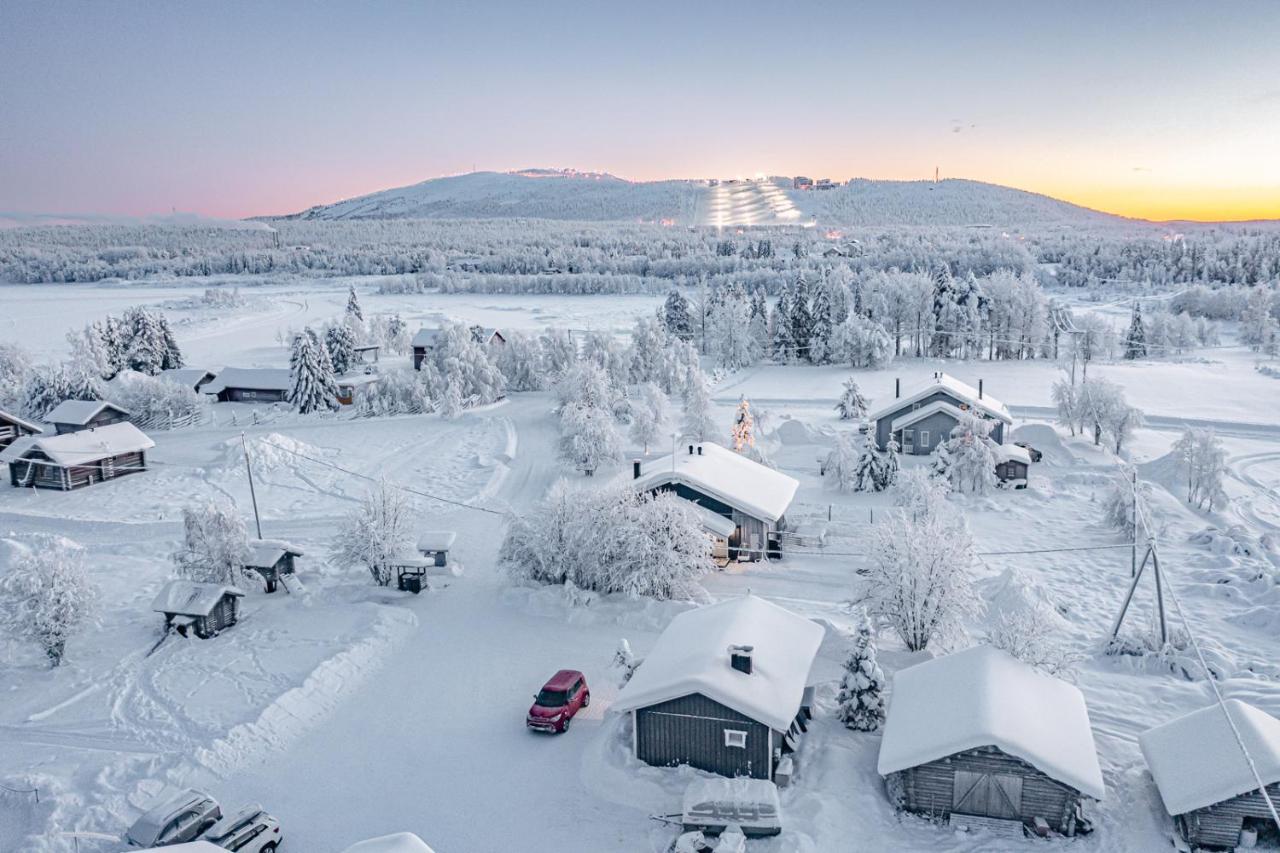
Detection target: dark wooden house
<box><xmin>411</xmin><ymin>328</ymin><xmax>444</xmax><ymax>370</ymax></box>
<box><xmin>43</xmin><ymin>400</ymin><xmax>131</xmax><ymax>435</ymax></box>
<box><xmin>202</xmin><ymin>368</ymin><xmax>291</xmax><ymax>403</ymax></box>
<box><xmin>878</xmin><ymin>646</ymin><xmax>1105</xmax><ymax>836</ymax></box>
<box><xmin>994</xmin><ymin>443</ymin><xmax>1032</xmax><ymax>489</ymax></box>
<box><xmin>0</xmin><ymin>409</ymin><xmax>41</xmax><ymax>452</ymax></box>
<box><xmin>243</xmin><ymin>539</ymin><xmax>303</xmax><ymax>593</ymax></box>
<box><xmin>1141</xmin><ymin>699</ymin><xmax>1280</xmax><ymax>850</ymax></box>
<box><xmin>613</xmin><ymin>595</ymin><xmax>824</xmax><ymax>781</ymax></box>
<box><xmin>1</xmin><ymin>422</ymin><xmax>155</xmax><ymax>490</ymax></box>
<box><xmin>868</xmin><ymin>373</ymin><xmax>1013</xmax><ymax>456</ymax></box>
<box><xmin>151</xmin><ymin>580</ymin><xmax>245</xmax><ymax>639</ymax></box>
<box><xmin>631</xmin><ymin>443</ymin><xmax>799</xmax><ymax>561</ymax></box>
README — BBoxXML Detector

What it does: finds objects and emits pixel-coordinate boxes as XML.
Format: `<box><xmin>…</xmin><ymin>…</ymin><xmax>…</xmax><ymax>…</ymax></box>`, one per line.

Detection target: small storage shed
<box><xmin>392</xmin><ymin>555</ymin><xmax>434</xmax><ymax>594</ymax></box>
<box><xmin>613</xmin><ymin>595</ymin><xmax>824</xmax><ymax>781</ymax></box>
<box><xmin>44</xmin><ymin>399</ymin><xmax>131</xmax><ymax>434</ymax></box>
<box><xmin>159</xmin><ymin>368</ymin><xmax>217</xmax><ymax>393</ymax></box>
<box><xmin>1</xmin><ymin>422</ymin><xmax>155</xmax><ymax>490</ymax></box>
<box><xmin>202</xmin><ymin>368</ymin><xmax>291</xmax><ymax>403</ymax></box>
<box><xmin>416</xmin><ymin>530</ymin><xmax>456</xmax><ymax>566</ymax></box>
<box><xmin>1139</xmin><ymin>699</ymin><xmax>1280</xmax><ymax>850</ymax></box>
<box><xmin>352</xmin><ymin>344</ymin><xmax>380</xmax><ymax>366</ymax></box>
<box><xmin>341</xmin><ymin>833</ymin><xmax>437</xmax><ymax>853</ymax></box>
<box><xmin>411</xmin><ymin>328</ymin><xmax>443</xmax><ymax>370</ymax></box>
<box><xmin>335</xmin><ymin>373</ymin><xmax>380</xmax><ymax>406</ymax></box>
<box><xmin>994</xmin><ymin>443</ymin><xmax>1032</xmax><ymax>488</ymax></box>
<box><xmin>243</xmin><ymin>539</ymin><xmax>303</xmax><ymax>592</ymax></box>
<box><xmin>151</xmin><ymin>580</ymin><xmax>245</xmax><ymax>639</ymax></box>
<box><xmin>878</xmin><ymin>645</ymin><xmax>1105</xmax><ymax>836</ymax></box>
<box><xmin>0</xmin><ymin>409</ymin><xmax>41</xmax><ymax>452</ymax></box>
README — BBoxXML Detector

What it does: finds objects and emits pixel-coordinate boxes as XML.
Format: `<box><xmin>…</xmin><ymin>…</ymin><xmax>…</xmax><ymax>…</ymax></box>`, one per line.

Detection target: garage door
<box><xmin>953</xmin><ymin>769</ymin><xmax>1023</xmax><ymax>820</ymax></box>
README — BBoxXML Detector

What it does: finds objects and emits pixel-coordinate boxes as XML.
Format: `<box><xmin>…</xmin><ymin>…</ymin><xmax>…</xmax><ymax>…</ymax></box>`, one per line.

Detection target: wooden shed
<box><xmin>1140</xmin><ymin>699</ymin><xmax>1280</xmax><ymax>850</ymax></box>
<box><xmin>0</xmin><ymin>409</ymin><xmax>41</xmax><ymax>452</ymax></box>
<box><xmin>1</xmin><ymin>422</ymin><xmax>155</xmax><ymax>490</ymax></box>
<box><xmin>878</xmin><ymin>646</ymin><xmax>1105</xmax><ymax>837</ymax></box>
<box><xmin>151</xmin><ymin>580</ymin><xmax>245</xmax><ymax>639</ymax></box>
<box><xmin>994</xmin><ymin>443</ymin><xmax>1032</xmax><ymax>489</ymax></box>
<box><xmin>243</xmin><ymin>539</ymin><xmax>303</xmax><ymax>592</ymax></box>
<box><xmin>612</xmin><ymin>595</ymin><xmax>824</xmax><ymax>781</ymax></box>
<box><xmin>410</xmin><ymin>328</ymin><xmax>443</xmax><ymax>370</ymax></box>
<box><xmin>43</xmin><ymin>399</ymin><xmax>131</xmax><ymax>435</ymax></box>
<box><xmin>335</xmin><ymin>373</ymin><xmax>380</xmax><ymax>407</ymax></box>
<box><xmin>867</xmin><ymin>373</ymin><xmax>1012</xmax><ymax>455</ymax></box>
<box><xmin>202</xmin><ymin>368</ymin><xmax>291</xmax><ymax>403</ymax></box>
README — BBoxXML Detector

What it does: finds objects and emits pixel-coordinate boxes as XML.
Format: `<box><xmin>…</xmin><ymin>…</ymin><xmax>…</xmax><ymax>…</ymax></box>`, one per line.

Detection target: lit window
<box><xmin>724</xmin><ymin>729</ymin><xmax>748</xmax><ymax>749</ymax></box>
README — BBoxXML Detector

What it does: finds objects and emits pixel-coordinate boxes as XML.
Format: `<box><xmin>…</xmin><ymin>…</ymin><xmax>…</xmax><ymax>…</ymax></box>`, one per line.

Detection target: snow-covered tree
<box><xmin>988</xmin><ymin>605</ymin><xmax>1079</xmax><ymax>678</ymax></box>
<box><xmin>325</xmin><ymin>322</ymin><xmax>358</xmax><ymax>376</ymax></box>
<box><xmin>157</xmin><ymin>314</ymin><xmax>184</xmax><ymax>370</ymax></box>
<box><xmin>830</xmin><ymin>314</ymin><xmax>894</xmax><ymax>368</ymax></box>
<box><xmin>660</xmin><ymin>289</ymin><xmax>695</xmax><ymax>341</ymax></box>
<box><xmin>172</xmin><ymin>500</ymin><xmax>251</xmax><ymax>585</ymax></box>
<box><xmin>708</xmin><ymin>284</ymin><xmax>760</xmax><ymax>370</ymax></box>
<box><xmin>288</xmin><ymin>329</ymin><xmax>339</xmax><ymax>414</ymax></box>
<box><xmin>853</xmin><ymin>428</ymin><xmax>891</xmax><ymax>492</ymax></box>
<box><xmin>1102</xmin><ymin>466</ymin><xmax>1151</xmax><ymax>540</ymax></box>
<box><xmin>835</xmin><ymin>611</ymin><xmax>886</xmax><ymax>731</ymax></box>
<box><xmin>66</xmin><ymin>324</ymin><xmax>114</xmax><ymax>381</ymax></box>
<box><xmin>682</xmin><ymin>367</ymin><xmax>717</xmax><ymax>443</ymax></box>
<box><xmin>1123</xmin><ymin>301</ymin><xmax>1147</xmax><ymax>360</ymax></box>
<box><xmin>834</xmin><ymin>377</ymin><xmax>868</xmax><ymax>420</ymax></box>
<box><xmin>612</xmin><ymin>638</ymin><xmax>639</xmax><ymax>687</ymax></box>
<box><xmin>355</xmin><ymin>368</ymin><xmax>433</xmax><ymax>417</ymax></box>
<box><xmin>730</xmin><ymin>396</ymin><xmax>754</xmax><ymax>452</ymax></box>
<box><xmin>111</xmin><ymin>371</ymin><xmax>204</xmax><ymax>428</ymax></box>
<box><xmin>559</xmin><ymin>402</ymin><xmax>622</xmax><ymax>475</ymax></box>
<box><xmin>122</xmin><ymin>307</ymin><xmax>168</xmax><ymax>376</ymax></box>
<box><xmin>417</xmin><ymin>322</ymin><xmax>506</xmax><ymax>408</ymax></box>
<box><xmin>628</xmin><ymin>315</ymin><xmax>670</xmax><ymax>384</ymax></box>
<box><xmin>1172</xmin><ymin>427</ymin><xmax>1228</xmax><ymax>510</ymax></box>
<box><xmin>333</xmin><ymin>480</ymin><xmax>414</xmax><ymax>586</ymax></box>
<box><xmin>771</xmin><ymin>286</ymin><xmax>795</xmax><ymax>361</ymax></box>
<box><xmin>500</xmin><ymin>479</ymin><xmax>581</xmax><ymax>586</ymax></box>
<box><xmin>345</xmin><ymin>285</ymin><xmax>364</xmax><ymax>323</ymax></box>
<box><xmin>0</xmin><ymin>537</ymin><xmax>96</xmax><ymax>667</ymax></box>
<box><xmin>20</xmin><ymin>363</ymin><xmax>102</xmax><ymax>420</ymax></box>
<box><xmin>495</xmin><ymin>330</ymin><xmax>548</xmax><ymax>392</ymax></box>
<box><xmin>932</xmin><ymin>413</ymin><xmax>998</xmax><ymax>495</ymax></box>
<box><xmin>0</xmin><ymin>343</ymin><xmax>33</xmax><ymax>411</ymax></box>
<box><xmin>541</xmin><ymin>327</ymin><xmax>577</xmax><ymax>380</ymax></box>
<box><xmin>789</xmin><ymin>271</ymin><xmax>814</xmax><ymax>359</ymax></box>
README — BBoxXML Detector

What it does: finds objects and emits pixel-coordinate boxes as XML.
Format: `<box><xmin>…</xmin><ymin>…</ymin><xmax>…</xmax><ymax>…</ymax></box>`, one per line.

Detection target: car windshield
<box><xmin>536</xmin><ymin>688</ymin><xmax>569</xmax><ymax>707</ymax></box>
<box><xmin>125</xmin><ymin>818</ymin><xmax>162</xmax><ymax>847</ymax></box>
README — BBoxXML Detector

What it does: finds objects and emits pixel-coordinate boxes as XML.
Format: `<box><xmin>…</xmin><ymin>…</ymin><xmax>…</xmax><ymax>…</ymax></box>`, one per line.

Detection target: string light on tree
<box><xmin>731</xmin><ymin>396</ymin><xmax>755</xmax><ymax>452</ymax></box>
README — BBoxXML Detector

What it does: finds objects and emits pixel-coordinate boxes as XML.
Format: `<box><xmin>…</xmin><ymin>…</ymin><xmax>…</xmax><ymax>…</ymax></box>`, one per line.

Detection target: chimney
<box><xmin>632</xmin><ymin>459</ymin><xmax>642</xmax><ymax>480</ymax></box>
<box><xmin>697</xmin><ymin>445</ymin><xmax>703</xmax><ymax>456</ymax></box>
<box><xmin>895</xmin><ymin>378</ymin><xmax>900</xmax><ymax>399</ymax></box>
<box><xmin>979</xmin><ymin>379</ymin><xmax>984</xmax><ymax>399</ymax></box>
<box><xmin>688</xmin><ymin>444</ymin><xmax>694</xmax><ymax>455</ymax></box>
<box><xmin>728</xmin><ymin>644</ymin><xmax>754</xmax><ymax>675</ymax></box>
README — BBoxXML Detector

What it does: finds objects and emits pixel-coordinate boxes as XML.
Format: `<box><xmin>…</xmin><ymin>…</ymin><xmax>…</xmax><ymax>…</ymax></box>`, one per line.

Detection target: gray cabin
<box><xmin>202</xmin><ymin>368</ymin><xmax>291</xmax><ymax>403</ymax></box>
<box><xmin>44</xmin><ymin>400</ymin><xmax>131</xmax><ymax>435</ymax></box>
<box><xmin>0</xmin><ymin>409</ymin><xmax>41</xmax><ymax>452</ymax></box>
<box><xmin>1141</xmin><ymin>700</ymin><xmax>1280</xmax><ymax>850</ymax></box>
<box><xmin>612</xmin><ymin>596</ymin><xmax>824</xmax><ymax>781</ymax></box>
<box><xmin>878</xmin><ymin>646</ymin><xmax>1105</xmax><ymax>836</ymax></box>
<box><xmin>151</xmin><ymin>580</ymin><xmax>245</xmax><ymax>639</ymax></box>
<box><xmin>1</xmin><ymin>422</ymin><xmax>155</xmax><ymax>490</ymax></box>
<box><xmin>868</xmin><ymin>373</ymin><xmax>1012</xmax><ymax>456</ymax></box>
<box><xmin>411</xmin><ymin>328</ymin><xmax>444</xmax><ymax>370</ymax></box>
<box><xmin>994</xmin><ymin>443</ymin><xmax>1032</xmax><ymax>489</ymax></box>
<box><xmin>243</xmin><ymin>539</ymin><xmax>303</xmax><ymax>593</ymax></box>
<box><xmin>631</xmin><ymin>442</ymin><xmax>799</xmax><ymax>561</ymax></box>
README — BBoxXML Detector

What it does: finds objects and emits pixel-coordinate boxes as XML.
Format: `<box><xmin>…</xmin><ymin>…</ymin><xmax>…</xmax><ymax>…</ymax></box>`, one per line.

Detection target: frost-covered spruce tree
<box><xmin>934</xmin><ymin>413</ymin><xmax>998</xmax><ymax>495</ymax></box>
<box><xmin>172</xmin><ymin>500</ymin><xmax>251</xmax><ymax>585</ymax></box>
<box><xmin>789</xmin><ymin>271</ymin><xmax>814</xmax><ymax>360</ymax></box>
<box><xmin>852</xmin><ymin>428</ymin><xmax>889</xmax><ymax>492</ymax></box>
<box><xmin>157</xmin><ymin>314</ymin><xmax>184</xmax><ymax>370</ymax></box>
<box><xmin>333</xmin><ymin>480</ymin><xmax>414</xmax><ymax>586</ymax></box>
<box><xmin>682</xmin><ymin>367</ymin><xmax>717</xmax><ymax>443</ymax></box>
<box><xmin>20</xmin><ymin>363</ymin><xmax>102</xmax><ymax>420</ymax></box>
<box><xmin>1123</xmin><ymin>301</ymin><xmax>1147</xmax><ymax>360</ymax></box>
<box><xmin>325</xmin><ymin>322</ymin><xmax>357</xmax><ymax>376</ymax></box>
<box><xmin>730</xmin><ymin>396</ymin><xmax>754</xmax><ymax>452</ymax></box>
<box><xmin>825</xmin><ymin>431</ymin><xmax>860</xmax><ymax>493</ymax></box>
<box><xmin>612</xmin><ymin>639</ymin><xmax>639</xmax><ymax>687</ymax></box>
<box><xmin>288</xmin><ymin>329</ymin><xmax>339</xmax><ymax>414</ymax></box>
<box><xmin>834</xmin><ymin>376</ymin><xmax>868</xmax><ymax>420</ymax></box>
<box><xmin>124</xmin><ymin>307</ymin><xmax>166</xmax><ymax>375</ymax></box>
<box><xmin>345</xmin><ymin>285</ymin><xmax>364</xmax><ymax>323</ymax></box>
<box><xmin>883</xmin><ymin>435</ymin><xmax>900</xmax><ymax>486</ymax></box>
<box><xmin>808</xmin><ymin>276</ymin><xmax>835</xmax><ymax>364</ymax></box>
<box><xmin>771</xmin><ymin>286</ymin><xmax>795</xmax><ymax>361</ymax></box>
<box><xmin>628</xmin><ymin>315</ymin><xmax>669</xmax><ymax>384</ymax></box>
<box><xmin>66</xmin><ymin>324</ymin><xmax>114</xmax><ymax>381</ymax></box>
<box><xmin>0</xmin><ymin>537</ymin><xmax>96</xmax><ymax>667</ymax></box>
<box><xmin>708</xmin><ymin>284</ymin><xmax>760</xmax><ymax>370</ymax></box>
<box><xmin>495</xmin><ymin>330</ymin><xmax>547</xmax><ymax>392</ymax></box>
<box><xmin>835</xmin><ymin>611</ymin><xmax>886</xmax><ymax>731</ymax></box>
<box><xmin>660</xmin><ymin>289</ymin><xmax>695</xmax><ymax>341</ymax></box>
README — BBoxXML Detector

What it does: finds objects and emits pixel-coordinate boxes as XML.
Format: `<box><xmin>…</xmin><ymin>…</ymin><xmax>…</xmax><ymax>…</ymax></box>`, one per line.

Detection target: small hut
<box><xmin>0</xmin><ymin>409</ymin><xmax>41</xmax><ymax>452</ymax></box>
<box><xmin>44</xmin><ymin>400</ymin><xmax>131</xmax><ymax>435</ymax></box>
<box><xmin>1140</xmin><ymin>699</ymin><xmax>1280</xmax><ymax>850</ymax></box>
<box><xmin>352</xmin><ymin>344</ymin><xmax>380</xmax><ymax>367</ymax></box>
<box><xmin>994</xmin><ymin>443</ymin><xmax>1032</xmax><ymax>489</ymax></box>
<box><xmin>335</xmin><ymin>373</ymin><xmax>380</xmax><ymax>406</ymax></box>
<box><xmin>243</xmin><ymin>539</ymin><xmax>303</xmax><ymax>592</ymax></box>
<box><xmin>415</xmin><ymin>530</ymin><xmax>457</xmax><ymax>567</ymax></box>
<box><xmin>151</xmin><ymin>580</ymin><xmax>245</xmax><ymax>639</ymax></box>
<box><xmin>878</xmin><ymin>646</ymin><xmax>1105</xmax><ymax>836</ymax></box>
<box><xmin>411</xmin><ymin>329</ymin><xmax>443</xmax><ymax>370</ymax></box>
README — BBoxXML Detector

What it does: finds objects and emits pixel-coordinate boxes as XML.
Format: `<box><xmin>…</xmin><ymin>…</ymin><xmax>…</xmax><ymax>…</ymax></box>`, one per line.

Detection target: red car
<box><xmin>526</xmin><ymin>669</ymin><xmax>590</xmax><ymax>733</ymax></box>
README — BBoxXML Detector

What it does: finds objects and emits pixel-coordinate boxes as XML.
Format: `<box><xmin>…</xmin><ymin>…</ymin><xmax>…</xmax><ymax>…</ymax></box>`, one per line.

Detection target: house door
<box><xmin>953</xmin><ymin>770</ymin><xmax>1023</xmax><ymax>820</ymax></box>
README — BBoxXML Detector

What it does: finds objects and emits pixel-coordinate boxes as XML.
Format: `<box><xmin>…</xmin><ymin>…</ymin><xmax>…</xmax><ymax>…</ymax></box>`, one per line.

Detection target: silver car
<box><xmin>200</xmin><ymin>803</ymin><xmax>283</xmax><ymax>852</ymax></box>
<box><xmin>124</xmin><ymin>788</ymin><xmax>222</xmax><ymax>847</ymax></box>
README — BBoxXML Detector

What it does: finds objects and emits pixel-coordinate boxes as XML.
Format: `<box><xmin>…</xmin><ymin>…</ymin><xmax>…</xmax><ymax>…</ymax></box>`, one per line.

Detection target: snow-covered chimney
<box><xmin>979</xmin><ymin>379</ymin><xmax>984</xmax><ymax>399</ymax></box>
<box><xmin>895</xmin><ymin>378</ymin><xmax>900</xmax><ymax>399</ymax></box>
<box><xmin>633</xmin><ymin>459</ymin><xmax>642</xmax><ymax>480</ymax></box>
<box><xmin>729</xmin><ymin>644</ymin><xmax>754</xmax><ymax>675</ymax></box>
<box><xmin>697</xmin><ymin>445</ymin><xmax>703</xmax><ymax>456</ymax></box>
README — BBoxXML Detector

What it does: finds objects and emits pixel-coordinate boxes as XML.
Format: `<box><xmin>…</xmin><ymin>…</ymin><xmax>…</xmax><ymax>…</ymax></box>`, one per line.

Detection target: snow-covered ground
<box><xmin>2</xmin><ymin>280</ymin><xmax>1279</xmax><ymax>852</ymax></box>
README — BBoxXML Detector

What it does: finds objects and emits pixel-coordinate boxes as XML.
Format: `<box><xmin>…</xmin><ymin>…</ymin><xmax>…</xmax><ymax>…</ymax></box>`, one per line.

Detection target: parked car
<box><xmin>200</xmin><ymin>803</ymin><xmax>282</xmax><ymax>852</ymax></box>
<box><xmin>1013</xmin><ymin>441</ymin><xmax>1042</xmax><ymax>463</ymax></box>
<box><xmin>125</xmin><ymin>788</ymin><xmax>222</xmax><ymax>848</ymax></box>
<box><xmin>527</xmin><ymin>669</ymin><xmax>590</xmax><ymax>733</ymax></box>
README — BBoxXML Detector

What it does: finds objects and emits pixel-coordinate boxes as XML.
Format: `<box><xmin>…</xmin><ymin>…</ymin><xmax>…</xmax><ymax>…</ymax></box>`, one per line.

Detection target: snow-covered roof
<box><xmin>613</xmin><ymin>595</ymin><xmax>824</xmax><ymax>732</ymax></box>
<box><xmin>151</xmin><ymin>580</ymin><xmax>245</xmax><ymax>616</ymax></box>
<box><xmin>0</xmin><ymin>422</ymin><xmax>155</xmax><ymax>466</ymax></box>
<box><xmin>993</xmin><ymin>443</ymin><xmax>1032</xmax><ymax>465</ymax></box>
<box><xmin>682</xmin><ymin>777</ymin><xmax>781</xmax><ymax>831</ymax></box>
<box><xmin>417</xmin><ymin>530</ymin><xmax>457</xmax><ymax>552</ymax></box>
<box><xmin>878</xmin><ymin>645</ymin><xmax>1105</xmax><ymax>800</ymax></box>
<box><xmin>341</xmin><ymin>833</ymin><xmax>437</xmax><ymax>853</ymax></box>
<box><xmin>889</xmin><ymin>399</ymin><xmax>969</xmax><ymax>433</ymax></box>
<box><xmin>244</xmin><ymin>538</ymin><xmax>304</xmax><ymax>568</ymax></box>
<box><xmin>1139</xmin><ymin>699</ymin><xmax>1280</xmax><ymax>816</ymax></box>
<box><xmin>43</xmin><ymin>399</ymin><xmax>130</xmax><ymax>426</ymax></box>
<box><xmin>633</xmin><ymin>442</ymin><xmax>799</xmax><ymax>524</ymax></box>
<box><xmin>868</xmin><ymin>373</ymin><xmax>1012</xmax><ymax>425</ymax></box>
<box><xmin>159</xmin><ymin>368</ymin><xmax>216</xmax><ymax>389</ymax></box>
<box><xmin>336</xmin><ymin>373</ymin><xmax>381</xmax><ymax>388</ymax></box>
<box><xmin>411</xmin><ymin>328</ymin><xmax>444</xmax><ymax>348</ymax></box>
<box><xmin>202</xmin><ymin>368</ymin><xmax>292</xmax><ymax>394</ymax></box>
<box><xmin>0</xmin><ymin>408</ymin><xmax>42</xmax><ymax>434</ymax></box>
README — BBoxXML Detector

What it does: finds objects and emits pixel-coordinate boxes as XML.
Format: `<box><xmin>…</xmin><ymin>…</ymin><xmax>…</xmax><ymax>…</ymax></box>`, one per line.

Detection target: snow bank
<box><xmin>1009</xmin><ymin>422</ymin><xmax>1074</xmax><ymax>466</ymax></box>
<box><xmin>341</xmin><ymin>832</ymin><xmax>437</xmax><ymax>853</ymax></box>
<box><xmin>775</xmin><ymin>418</ymin><xmax>825</xmax><ymax>447</ymax></box>
<box><xmin>218</xmin><ymin>432</ymin><xmax>324</xmax><ymax>474</ymax></box>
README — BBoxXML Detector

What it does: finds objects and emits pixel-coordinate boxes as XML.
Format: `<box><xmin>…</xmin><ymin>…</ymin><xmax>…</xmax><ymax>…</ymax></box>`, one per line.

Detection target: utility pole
<box><xmin>1131</xmin><ymin>468</ymin><xmax>1138</xmax><ymax>579</ymax></box>
<box><xmin>241</xmin><ymin>432</ymin><xmax>263</xmax><ymax>539</ymax></box>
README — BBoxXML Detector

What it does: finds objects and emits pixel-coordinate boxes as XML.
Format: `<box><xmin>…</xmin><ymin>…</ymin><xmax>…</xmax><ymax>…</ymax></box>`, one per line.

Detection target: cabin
<box><xmin>1140</xmin><ymin>700</ymin><xmax>1280</xmax><ymax>850</ymax></box>
<box><xmin>242</xmin><ymin>539</ymin><xmax>303</xmax><ymax>592</ymax></box>
<box><xmin>994</xmin><ymin>443</ymin><xmax>1032</xmax><ymax>488</ymax></box>
<box><xmin>613</xmin><ymin>595</ymin><xmax>824</xmax><ymax>781</ymax></box>
<box><xmin>868</xmin><ymin>373</ymin><xmax>1013</xmax><ymax>456</ymax></box>
<box><xmin>416</xmin><ymin>530</ymin><xmax>456</xmax><ymax>566</ymax></box>
<box><xmin>159</xmin><ymin>368</ymin><xmax>217</xmax><ymax>393</ymax></box>
<box><xmin>0</xmin><ymin>409</ymin><xmax>41</xmax><ymax>452</ymax></box>
<box><xmin>151</xmin><ymin>580</ymin><xmax>245</xmax><ymax>639</ymax></box>
<box><xmin>472</xmin><ymin>326</ymin><xmax>505</xmax><ymax>347</ymax></box>
<box><xmin>1</xmin><ymin>422</ymin><xmax>155</xmax><ymax>490</ymax></box>
<box><xmin>335</xmin><ymin>373</ymin><xmax>380</xmax><ymax>406</ymax></box>
<box><xmin>410</xmin><ymin>329</ymin><xmax>443</xmax><ymax>370</ymax></box>
<box><xmin>202</xmin><ymin>368</ymin><xmax>292</xmax><ymax>403</ymax></box>
<box><xmin>44</xmin><ymin>400</ymin><xmax>131</xmax><ymax>435</ymax></box>
<box><xmin>878</xmin><ymin>645</ymin><xmax>1105</xmax><ymax>837</ymax></box>
<box><xmin>631</xmin><ymin>443</ymin><xmax>799</xmax><ymax>561</ymax></box>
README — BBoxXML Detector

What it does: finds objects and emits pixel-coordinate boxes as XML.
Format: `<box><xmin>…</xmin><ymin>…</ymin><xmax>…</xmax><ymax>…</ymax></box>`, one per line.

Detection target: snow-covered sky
<box><xmin>2</xmin><ymin>0</ymin><xmax>1278</xmax><ymax>221</ymax></box>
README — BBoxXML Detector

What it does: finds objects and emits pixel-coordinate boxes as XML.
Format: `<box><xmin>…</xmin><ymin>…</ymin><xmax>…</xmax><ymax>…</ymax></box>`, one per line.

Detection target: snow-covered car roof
<box><xmin>341</xmin><ymin>832</ymin><xmax>437</xmax><ymax>853</ymax></box>
<box><xmin>878</xmin><ymin>645</ymin><xmax>1105</xmax><ymax>800</ymax></box>
<box><xmin>0</xmin><ymin>421</ymin><xmax>155</xmax><ymax>466</ymax></box>
<box><xmin>202</xmin><ymin>367</ymin><xmax>292</xmax><ymax>394</ymax></box>
<box><xmin>0</xmin><ymin>408</ymin><xmax>43</xmax><ymax>434</ymax></box>
<box><xmin>1139</xmin><ymin>699</ymin><xmax>1280</xmax><ymax>816</ymax></box>
<box><xmin>868</xmin><ymin>373</ymin><xmax>1012</xmax><ymax>425</ymax></box>
<box><xmin>151</xmin><ymin>580</ymin><xmax>245</xmax><ymax>616</ymax></box>
<box><xmin>127</xmin><ymin>788</ymin><xmax>218</xmax><ymax>847</ymax></box>
<box><xmin>43</xmin><ymin>399</ymin><xmax>130</xmax><ymax>426</ymax></box>
<box><xmin>613</xmin><ymin>595</ymin><xmax>824</xmax><ymax>732</ymax></box>
<box><xmin>416</xmin><ymin>530</ymin><xmax>457</xmax><ymax>551</ymax></box>
<box><xmin>633</xmin><ymin>442</ymin><xmax>799</xmax><ymax>524</ymax></box>
<box><xmin>243</xmin><ymin>538</ymin><xmax>304</xmax><ymax>567</ymax></box>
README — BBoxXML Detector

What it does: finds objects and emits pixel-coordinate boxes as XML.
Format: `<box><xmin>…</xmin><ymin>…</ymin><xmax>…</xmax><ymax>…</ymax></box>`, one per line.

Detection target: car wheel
<box><xmin>582</xmin><ymin>692</ymin><xmax>590</xmax><ymax>708</ymax></box>
<box><xmin>560</xmin><ymin>716</ymin><xmax>571</xmax><ymax>733</ymax></box>
<box><xmin>262</xmin><ymin>844</ymin><xmax>277</xmax><ymax>853</ymax></box>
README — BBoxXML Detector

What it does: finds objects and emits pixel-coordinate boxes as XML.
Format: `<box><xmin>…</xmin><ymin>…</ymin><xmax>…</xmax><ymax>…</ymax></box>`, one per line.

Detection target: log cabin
<box><xmin>0</xmin><ymin>409</ymin><xmax>41</xmax><ymax>452</ymax></box>
<box><xmin>202</xmin><ymin>368</ymin><xmax>291</xmax><ymax>403</ymax></box>
<box><xmin>1</xmin><ymin>422</ymin><xmax>155</xmax><ymax>490</ymax></box>
<box><xmin>242</xmin><ymin>539</ymin><xmax>303</xmax><ymax>593</ymax></box>
<box><xmin>151</xmin><ymin>580</ymin><xmax>245</xmax><ymax>639</ymax></box>
<box><xmin>43</xmin><ymin>399</ymin><xmax>131</xmax><ymax>435</ymax></box>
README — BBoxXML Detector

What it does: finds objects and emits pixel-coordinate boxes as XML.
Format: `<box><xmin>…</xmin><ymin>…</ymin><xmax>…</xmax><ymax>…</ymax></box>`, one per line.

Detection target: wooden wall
<box><xmin>1179</xmin><ymin>781</ymin><xmax>1280</xmax><ymax>849</ymax></box>
<box><xmin>635</xmin><ymin>693</ymin><xmax>776</xmax><ymax>780</ymax></box>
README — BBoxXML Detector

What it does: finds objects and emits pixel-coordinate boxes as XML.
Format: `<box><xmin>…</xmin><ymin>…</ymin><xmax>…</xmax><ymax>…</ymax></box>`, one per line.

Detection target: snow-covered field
<box><xmin>2</xmin><ymin>279</ymin><xmax>1279</xmax><ymax>853</ymax></box>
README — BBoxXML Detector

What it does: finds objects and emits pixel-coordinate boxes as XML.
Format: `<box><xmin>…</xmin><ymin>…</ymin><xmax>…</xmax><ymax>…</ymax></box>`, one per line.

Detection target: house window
<box><xmin>724</xmin><ymin>729</ymin><xmax>748</xmax><ymax>749</ymax></box>
<box><xmin>920</xmin><ymin>430</ymin><xmax>930</xmax><ymax>448</ymax></box>
<box><xmin>904</xmin><ymin>429</ymin><xmax>914</xmax><ymax>443</ymax></box>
